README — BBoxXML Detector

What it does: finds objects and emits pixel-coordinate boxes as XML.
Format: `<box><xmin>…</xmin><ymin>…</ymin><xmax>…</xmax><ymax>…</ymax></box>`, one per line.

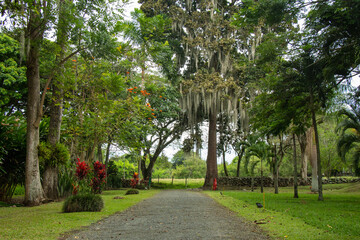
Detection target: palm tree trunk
<box><xmin>293</xmin><ymin>133</ymin><xmax>299</xmax><ymax>198</ymax></box>
<box><xmin>310</xmin><ymin>90</ymin><xmax>323</xmax><ymax>201</ymax></box>
<box><xmin>274</xmin><ymin>144</ymin><xmax>279</xmax><ymax>194</ymax></box>
<box><xmin>260</xmin><ymin>158</ymin><xmax>264</xmax><ymax>193</ymax></box>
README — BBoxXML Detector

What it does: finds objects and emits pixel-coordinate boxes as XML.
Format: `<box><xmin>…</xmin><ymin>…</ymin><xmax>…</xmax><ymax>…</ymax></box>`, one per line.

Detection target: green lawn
<box><xmin>207</xmin><ymin>183</ymin><xmax>360</xmax><ymax>240</ymax></box>
<box><xmin>151</xmin><ymin>178</ymin><xmax>204</xmax><ymax>189</ymax></box>
<box><xmin>0</xmin><ymin>189</ymin><xmax>159</xmax><ymax>240</ymax></box>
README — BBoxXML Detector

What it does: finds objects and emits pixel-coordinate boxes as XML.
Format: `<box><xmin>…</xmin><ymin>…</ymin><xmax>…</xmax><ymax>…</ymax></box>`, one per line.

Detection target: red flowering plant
<box><xmin>130</xmin><ymin>172</ymin><xmax>139</xmax><ymax>188</ymax></box>
<box><xmin>72</xmin><ymin>158</ymin><xmax>91</xmax><ymax>194</ymax></box>
<box><xmin>75</xmin><ymin>159</ymin><xmax>90</xmax><ymax>180</ymax></box>
<box><xmin>72</xmin><ymin>158</ymin><xmax>107</xmax><ymax>195</ymax></box>
<box><xmin>90</xmin><ymin>161</ymin><xmax>107</xmax><ymax>194</ymax></box>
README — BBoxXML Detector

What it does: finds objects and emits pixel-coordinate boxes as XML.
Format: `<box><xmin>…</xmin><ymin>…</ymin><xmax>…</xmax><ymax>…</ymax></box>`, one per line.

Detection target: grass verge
<box><xmin>206</xmin><ymin>183</ymin><xmax>360</xmax><ymax>240</ymax></box>
<box><xmin>0</xmin><ymin>189</ymin><xmax>159</xmax><ymax>240</ymax></box>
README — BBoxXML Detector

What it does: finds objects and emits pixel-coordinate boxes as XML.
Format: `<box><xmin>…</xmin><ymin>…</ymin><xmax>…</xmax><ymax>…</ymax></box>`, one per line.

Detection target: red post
<box><xmin>212</xmin><ymin>178</ymin><xmax>217</xmax><ymax>190</ymax></box>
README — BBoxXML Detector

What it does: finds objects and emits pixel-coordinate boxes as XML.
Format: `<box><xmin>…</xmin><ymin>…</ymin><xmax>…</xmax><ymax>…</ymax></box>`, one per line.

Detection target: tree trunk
<box><xmin>44</xmin><ymin>0</ymin><xmax>69</xmax><ymax>200</ymax></box>
<box><xmin>260</xmin><ymin>157</ymin><xmax>264</xmax><ymax>193</ymax></box>
<box><xmin>86</xmin><ymin>139</ymin><xmax>98</xmax><ymax>162</ymax></box>
<box><xmin>293</xmin><ymin>134</ymin><xmax>299</xmax><ymax>198</ymax></box>
<box><xmin>307</xmin><ymin>127</ymin><xmax>318</xmax><ymax>192</ymax></box>
<box><xmin>42</xmin><ymin>167</ymin><xmax>58</xmax><ymax>200</ymax></box>
<box><xmin>298</xmin><ymin>133</ymin><xmax>307</xmax><ymax>180</ymax></box>
<box><xmin>222</xmin><ymin>148</ymin><xmax>228</xmax><ymax>177</ymax></box>
<box><xmin>44</xmin><ymin>67</ymin><xmax>63</xmax><ymax>200</ymax></box>
<box><xmin>25</xmin><ymin>5</ymin><xmax>45</xmax><ymax>206</ymax></box>
<box><xmin>105</xmin><ymin>139</ymin><xmax>111</xmax><ymax>187</ymax></box>
<box><xmin>273</xmin><ymin>144</ymin><xmax>279</xmax><ymax>194</ymax></box>
<box><xmin>142</xmin><ymin>155</ymin><xmax>157</xmax><ymax>181</ymax></box>
<box><xmin>97</xmin><ymin>143</ymin><xmax>103</xmax><ymax>162</ymax></box>
<box><xmin>311</xmin><ymin>108</ymin><xmax>323</xmax><ymax>201</ymax></box>
<box><xmin>236</xmin><ymin>147</ymin><xmax>244</xmax><ymax>177</ymax></box>
<box><xmin>203</xmin><ymin>108</ymin><xmax>218</xmax><ymax>188</ymax></box>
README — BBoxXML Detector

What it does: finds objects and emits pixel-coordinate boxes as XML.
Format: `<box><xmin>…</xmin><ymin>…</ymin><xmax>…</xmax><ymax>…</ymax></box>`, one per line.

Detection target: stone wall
<box><xmin>217</xmin><ymin>176</ymin><xmax>360</xmax><ymax>188</ymax></box>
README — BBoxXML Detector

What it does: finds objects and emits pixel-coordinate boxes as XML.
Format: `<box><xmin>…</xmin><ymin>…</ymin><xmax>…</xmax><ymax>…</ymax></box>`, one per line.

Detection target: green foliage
<box><xmin>109</xmin><ymin>156</ymin><xmax>137</xmax><ymax>179</ymax></box>
<box><xmin>319</xmin><ymin>115</ymin><xmax>347</xmax><ymax>177</ymax></box>
<box><xmin>62</xmin><ymin>194</ymin><xmax>104</xmax><ymax>213</ymax></box>
<box><xmin>13</xmin><ymin>185</ymin><xmax>25</xmax><ymax>196</ymax></box>
<box><xmin>125</xmin><ymin>189</ymin><xmax>139</xmax><ymax>195</ymax></box>
<box><xmin>307</xmin><ymin>0</ymin><xmax>360</xmax><ymax>79</ymax></box>
<box><xmin>152</xmin><ymin>155</ymin><xmax>172</xmax><ymax>178</ymax></box>
<box><xmin>38</xmin><ymin>142</ymin><xmax>70</xmax><ymax>168</ymax></box>
<box><xmin>107</xmin><ymin>175</ymin><xmax>123</xmax><ymax>189</ymax></box>
<box><xmin>173</xmin><ymin>155</ymin><xmax>206</xmax><ymax>179</ymax></box>
<box><xmin>0</xmin><ymin>114</ymin><xmax>26</xmax><ymax>201</ymax></box>
<box><xmin>58</xmin><ymin>166</ymin><xmax>74</xmax><ymax>198</ymax></box>
<box><xmin>171</xmin><ymin>150</ymin><xmax>185</xmax><ymax>168</ymax></box>
<box><xmin>0</xmin><ymin>34</ymin><xmax>27</xmax><ymax>112</ymax></box>
<box><xmin>337</xmin><ymin>107</ymin><xmax>360</xmax><ymax>176</ymax></box>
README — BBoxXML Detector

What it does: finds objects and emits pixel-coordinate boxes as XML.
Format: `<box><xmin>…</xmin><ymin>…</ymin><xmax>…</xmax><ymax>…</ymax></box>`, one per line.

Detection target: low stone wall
<box><xmin>322</xmin><ymin>177</ymin><xmax>360</xmax><ymax>184</ymax></box>
<box><xmin>217</xmin><ymin>176</ymin><xmax>360</xmax><ymax>188</ymax></box>
<box><xmin>217</xmin><ymin>177</ymin><xmax>298</xmax><ymax>188</ymax></box>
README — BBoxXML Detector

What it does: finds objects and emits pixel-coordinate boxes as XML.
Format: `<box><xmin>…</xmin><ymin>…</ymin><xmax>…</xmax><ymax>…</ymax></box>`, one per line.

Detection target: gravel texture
<box><xmin>63</xmin><ymin>190</ymin><xmax>270</xmax><ymax>240</ymax></box>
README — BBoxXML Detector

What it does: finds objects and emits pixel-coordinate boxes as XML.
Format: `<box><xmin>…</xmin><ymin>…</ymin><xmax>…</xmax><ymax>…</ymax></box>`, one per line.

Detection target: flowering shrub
<box><xmin>71</xmin><ymin>158</ymin><xmax>106</xmax><ymax>195</ymax></box>
<box><xmin>75</xmin><ymin>159</ymin><xmax>90</xmax><ymax>180</ymax></box>
<box><xmin>72</xmin><ymin>183</ymin><xmax>79</xmax><ymax>195</ymax></box>
<box><xmin>130</xmin><ymin>172</ymin><xmax>139</xmax><ymax>188</ymax></box>
<box><xmin>91</xmin><ymin>161</ymin><xmax>106</xmax><ymax>194</ymax></box>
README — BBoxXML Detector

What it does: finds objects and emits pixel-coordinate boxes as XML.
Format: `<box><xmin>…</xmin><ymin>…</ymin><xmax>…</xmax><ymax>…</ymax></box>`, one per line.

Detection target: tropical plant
<box><xmin>244</xmin><ymin>137</ymin><xmax>272</xmax><ymax>193</ymax></box>
<box><xmin>336</xmin><ymin>107</ymin><xmax>360</xmax><ymax>176</ymax></box>
<box><xmin>0</xmin><ymin>114</ymin><xmax>26</xmax><ymax>202</ymax></box>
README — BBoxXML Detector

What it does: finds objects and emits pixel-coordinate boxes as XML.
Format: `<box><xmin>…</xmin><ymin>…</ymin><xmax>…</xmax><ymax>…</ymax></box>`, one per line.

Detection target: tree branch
<box><xmin>33</xmin><ymin>48</ymin><xmax>86</xmax><ymax>128</ymax></box>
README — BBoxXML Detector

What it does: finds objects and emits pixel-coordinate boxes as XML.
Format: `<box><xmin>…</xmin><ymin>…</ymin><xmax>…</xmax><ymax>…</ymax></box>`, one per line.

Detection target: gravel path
<box><xmin>64</xmin><ymin>190</ymin><xmax>270</xmax><ymax>240</ymax></box>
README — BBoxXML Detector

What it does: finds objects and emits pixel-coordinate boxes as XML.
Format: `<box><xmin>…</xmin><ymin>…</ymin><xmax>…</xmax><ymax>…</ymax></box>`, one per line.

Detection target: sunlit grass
<box><xmin>207</xmin><ymin>182</ymin><xmax>360</xmax><ymax>240</ymax></box>
<box><xmin>151</xmin><ymin>178</ymin><xmax>204</xmax><ymax>189</ymax></box>
<box><xmin>0</xmin><ymin>189</ymin><xmax>159</xmax><ymax>240</ymax></box>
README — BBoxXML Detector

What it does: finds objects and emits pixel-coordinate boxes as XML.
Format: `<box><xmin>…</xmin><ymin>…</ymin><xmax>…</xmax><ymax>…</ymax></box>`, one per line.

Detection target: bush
<box><xmin>0</xmin><ymin>115</ymin><xmax>26</xmax><ymax>202</ymax></box>
<box><xmin>58</xmin><ymin>166</ymin><xmax>73</xmax><ymax>197</ymax></box>
<box><xmin>125</xmin><ymin>189</ymin><xmax>139</xmax><ymax>195</ymax></box>
<box><xmin>13</xmin><ymin>185</ymin><xmax>25</xmax><ymax>196</ymax></box>
<box><xmin>107</xmin><ymin>175</ymin><xmax>122</xmax><ymax>188</ymax></box>
<box><xmin>62</xmin><ymin>194</ymin><xmax>104</xmax><ymax>213</ymax></box>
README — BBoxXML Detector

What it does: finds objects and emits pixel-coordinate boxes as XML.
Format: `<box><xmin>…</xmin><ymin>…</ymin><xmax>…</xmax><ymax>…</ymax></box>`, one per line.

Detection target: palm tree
<box><xmin>244</xmin><ymin>137</ymin><xmax>272</xmax><ymax>193</ymax></box>
<box><xmin>336</xmin><ymin>107</ymin><xmax>360</xmax><ymax>176</ymax></box>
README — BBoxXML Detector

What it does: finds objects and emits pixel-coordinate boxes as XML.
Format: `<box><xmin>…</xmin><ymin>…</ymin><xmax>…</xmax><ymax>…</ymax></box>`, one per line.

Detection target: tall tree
<box><xmin>141</xmin><ymin>0</ymin><xmax>245</xmax><ymax>188</ymax></box>
<box><xmin>43</xmin><ymin>0</ymin><xmax>68</xmax><ymax>200</ymax></box>
<box><xmin>24</xmin><ymin>0</ymin><xmax>52</xmax><ymax>206</ymax></box>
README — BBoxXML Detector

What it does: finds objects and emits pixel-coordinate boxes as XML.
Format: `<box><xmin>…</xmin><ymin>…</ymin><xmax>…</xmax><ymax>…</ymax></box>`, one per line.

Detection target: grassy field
<box><xmin>151</xmin><ymin>178</ymin><xmax>204</xmax><ymax>189</ymax></box>
<box><xmin>207</xmin><ymin>183</ymin><xmax>360</xmax><ymax>240</ymax></box>
<box><xmin>0</xmin><ymin>189</ymin><xmax>159</xmax><ymax>240</ymax></box>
